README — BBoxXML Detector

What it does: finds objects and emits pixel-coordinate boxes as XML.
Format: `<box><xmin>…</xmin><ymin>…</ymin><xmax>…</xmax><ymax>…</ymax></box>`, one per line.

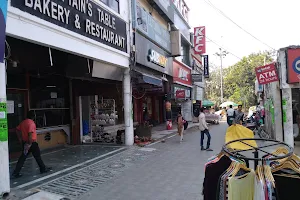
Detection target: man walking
<box><xmin>226</xmin><ymin>105</ymin><xmax>235</xmax><ymax>126</ymax></box>
<box><xmin>234</xmin><ymin>105</ymin><xmax>244</xmax><ymax>125</ymax></box>
<box><xmin>199</xmin><ymin>107</ymin><xmax>213</xmax><ymax>151</ymax></box>
<box><xmin>12</xmin><ymin>111</ymin><xmax>51</xmax><ymax>178</ymax></box>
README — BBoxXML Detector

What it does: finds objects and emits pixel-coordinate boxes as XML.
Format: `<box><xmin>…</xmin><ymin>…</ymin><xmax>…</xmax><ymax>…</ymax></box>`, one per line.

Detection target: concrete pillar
<box><xmin>0</xmin><ymin>61</ymin><xmax>10</xmax><ymax>196</ymax></box>
<box><xmin>0</xmin><ymin>1</ymin><xmax>10</xmax><ymax>196</ymax></box>
<box><xmin>123</xmin><ymin>68</ymin><xmax>134</xmax><ymax>145</ymax></box>
<box><xmin>282</xmin><ymin>88</ymin><xmax>294</xmax><ymax>148</ymax></box>
<box><xmin>272</xmin><ymin>83</ymin><xmax>283</xmax><ymax>142</ymax></box>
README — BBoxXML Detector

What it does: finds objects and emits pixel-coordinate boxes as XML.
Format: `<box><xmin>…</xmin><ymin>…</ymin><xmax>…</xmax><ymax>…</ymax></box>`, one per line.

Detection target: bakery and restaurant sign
<box><xmin>11</xmin><ymin>0</ymin><xmax>127</xmax><ymax>52</ymax></box>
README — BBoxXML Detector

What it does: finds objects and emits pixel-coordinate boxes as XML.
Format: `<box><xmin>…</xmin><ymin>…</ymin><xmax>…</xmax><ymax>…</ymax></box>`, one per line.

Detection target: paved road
<box><xmin>77</xmin><ymin>122</ymin><xmax>228</xmax><ymax>200</ymax></box>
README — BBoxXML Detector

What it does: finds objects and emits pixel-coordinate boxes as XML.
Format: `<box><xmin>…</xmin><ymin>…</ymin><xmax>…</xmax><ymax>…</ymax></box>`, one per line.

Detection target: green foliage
<box><xmin>205</xmin><ymin>51</ymin><xmax>274</xmax><ymax>108</ymax></box>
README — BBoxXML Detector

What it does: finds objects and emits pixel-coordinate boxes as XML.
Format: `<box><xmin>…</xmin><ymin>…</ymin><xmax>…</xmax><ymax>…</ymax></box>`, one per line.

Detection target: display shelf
<box><xmin>89</xmin><ymin>97</ymin><xmax>118</xmax><ymax>143</ymax></box>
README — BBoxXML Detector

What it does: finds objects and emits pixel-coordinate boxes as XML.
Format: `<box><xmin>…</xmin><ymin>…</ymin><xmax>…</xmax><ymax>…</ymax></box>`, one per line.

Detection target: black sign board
<box><xmin>11</xmin><ymin>0</ymin><xmax>127</xmax><ymax>52</ymax></box>
<box><xmin>192</xmin><ymin>74</ymin><xmax>203</xmax><ymax>82</ymax></box>
<box><xmin>203</xmin><ymin>55</ymin><xmax>209</xmax><ymax>78</ymax></box>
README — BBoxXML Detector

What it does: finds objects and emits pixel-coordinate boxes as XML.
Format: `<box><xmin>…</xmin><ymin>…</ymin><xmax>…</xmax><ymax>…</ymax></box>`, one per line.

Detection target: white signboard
<box><xmin>7</xmin><ymin>101</ymin><xmax>14</xmax><ymax>114</ymax></box>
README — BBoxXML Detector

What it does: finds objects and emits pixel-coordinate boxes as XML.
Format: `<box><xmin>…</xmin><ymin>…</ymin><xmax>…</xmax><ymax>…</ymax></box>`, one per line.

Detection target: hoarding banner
<box><xmin>194</xmin><ymin>26</ymin><xmax>206</xmax><ymax>54</ymax></box>
<box><xmin>203</xmin><ymin>55</ymin><xmax>209</xmax><ymax>78</ymax></box>
<box><xmin>287</xmin><ymin>48</ymin><xmax>300</xmax><ymax>83</ymax></box>
<box><xmin>173</xmin><ymin>60</ymin><xmax>192</xmax><ymax>86</ymax></box>
<box><xmin>255</xmin><ymin>63</ymin><xmax>279</xmax><ymax>85</ymax></box>
<box><xmin>11</xmin><ymin>0</ymin><xmax>127</xmax><ymax>52</ymax></box>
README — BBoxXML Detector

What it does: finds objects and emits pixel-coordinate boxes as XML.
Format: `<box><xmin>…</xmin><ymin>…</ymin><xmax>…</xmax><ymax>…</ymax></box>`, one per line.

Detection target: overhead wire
<box><xmin>205</xmin><ymin>35</ymin><xmax>243</xmax><ymax>60</ymax></box>
<box><xmin>203</xmin><ymin>0</ymin><xmax>276</xmax><ymax>51</ymax></box>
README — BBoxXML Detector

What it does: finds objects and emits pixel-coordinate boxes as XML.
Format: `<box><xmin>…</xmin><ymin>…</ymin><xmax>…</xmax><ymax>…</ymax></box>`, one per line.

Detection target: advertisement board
<box><xmin>11</xmin><ymin>0</ymin><xmax>127</xmax><ymax>52</ymax></box>
<box><xmin>194</xmin><ymin>26</ymin><xmax>206</xmax><ymax>54</ymax></box>
<box><xmin>173</xmin><ymin>60</ymin><xmax>192</xmax><ymax>87</ymax></box>
<box><xmin>203</xmin><ymin>55</ymin><xmax>209</xmax><ymax>78</ymax></box>
<box><xmin>255</xmin><ymin>63</ymin><xmax>278</xmax><ymax>85</ymax></box>
<box><xmin>287</xmin><ymin>48</ymin><xmax>300</xmax><ymax>83</ymax></box>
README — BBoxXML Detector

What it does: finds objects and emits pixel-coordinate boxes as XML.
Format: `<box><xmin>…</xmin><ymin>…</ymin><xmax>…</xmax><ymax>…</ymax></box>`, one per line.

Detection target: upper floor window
<box><xmin>99</xmin><ymin>0</ymin><xmax>119</xmax><ymax>13</ymax></box>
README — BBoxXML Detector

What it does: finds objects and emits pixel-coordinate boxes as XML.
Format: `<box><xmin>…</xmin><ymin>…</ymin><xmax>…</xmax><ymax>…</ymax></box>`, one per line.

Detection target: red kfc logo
<box><xmin>194</xmin><ymin>26</ymin><xmax>206</xmax><ymax>54</ymax></box>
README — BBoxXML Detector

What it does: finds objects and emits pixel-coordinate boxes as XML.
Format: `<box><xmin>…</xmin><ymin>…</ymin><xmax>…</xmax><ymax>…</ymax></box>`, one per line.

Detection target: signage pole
<box><xmin>0</xmin><ymin>0</ymin><xmax>10</xmax><ymax>196</ymax></box>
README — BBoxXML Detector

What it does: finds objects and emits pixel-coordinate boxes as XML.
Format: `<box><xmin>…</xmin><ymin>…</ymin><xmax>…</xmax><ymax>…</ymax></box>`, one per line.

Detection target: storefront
<box><xmin>131</xmin><ymin>1</ymin><xmax>173</xmax><ymax>126</ymax></box>
<box><xmin>6</xmin><ymin>0</ymin><xmax>130</xmax><ymax>156</ymax></box>
<box><xmin>132</xmin><ymin>32</ymin><xmax>173</xmax><ymax>125</ymax></box>
<box><xmin>172</xmin><ymin>60</ymin><xmax>193</xmax><ymax>121</ymax></box>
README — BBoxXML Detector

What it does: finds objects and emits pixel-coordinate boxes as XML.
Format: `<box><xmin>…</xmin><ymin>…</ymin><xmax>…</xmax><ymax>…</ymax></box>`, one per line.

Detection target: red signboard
<box><xmin>194</xmin><ymin>26</ymin><xmax>206</xmax><ymax>54</ymax></box>
<box><xmin>173</xmin><ymin>60</ymin><xmax>192</xmax><ymax>87</ymax></box>
<box><xmin>176</xmin><ymin>90</ymin><xmax>185</xmax><ymax>98</ymax></box>
<box><xmin>255</xmin><ymin>63</ymin><xmax>279</xmax><ymax>85</ymax></box>
<box><xmin>287</xmin><ymin>48</ymin><xmax>300</xmax><ymax>83</ymax></box>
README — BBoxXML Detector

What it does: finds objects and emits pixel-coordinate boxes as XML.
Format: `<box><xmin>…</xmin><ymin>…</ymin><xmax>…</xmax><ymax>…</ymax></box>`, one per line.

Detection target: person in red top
<box><xmin>12</xmin><ymin>111</ymin><xmax>51</xmax><ymax>178</ymax></box>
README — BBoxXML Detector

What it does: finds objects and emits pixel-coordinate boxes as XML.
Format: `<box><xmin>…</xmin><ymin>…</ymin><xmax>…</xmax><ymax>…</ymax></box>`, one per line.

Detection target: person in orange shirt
<box><xmin>12</xmin><ymin>111</ymin><xmax>51</xmax><ymax>178</ymax></box>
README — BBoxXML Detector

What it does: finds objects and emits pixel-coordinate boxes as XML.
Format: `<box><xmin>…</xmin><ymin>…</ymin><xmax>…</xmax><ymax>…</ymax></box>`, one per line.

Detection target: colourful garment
<box><xmin>228</xmin><ymin>170</ymin><xmax>255</xmax><ymax>200</ymax></box>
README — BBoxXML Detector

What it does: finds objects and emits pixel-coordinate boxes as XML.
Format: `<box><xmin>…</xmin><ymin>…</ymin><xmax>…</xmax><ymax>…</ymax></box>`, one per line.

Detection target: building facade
<box><xmin>5</xmin><ymin>0</ymin><xmax>134</xmax><ymax>158</ymax></box>
<box><xmin>131</xmin><ymin>0</ymin><xmax>195</xmax><ymax>125</ymax></box>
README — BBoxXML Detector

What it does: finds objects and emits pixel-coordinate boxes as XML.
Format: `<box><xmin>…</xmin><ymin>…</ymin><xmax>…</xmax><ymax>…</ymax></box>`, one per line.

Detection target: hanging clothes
<box><xmin>273</xmin><ymin>172</ymin><xmax>300</xmax><ymax>199</ymax></box>
<box><xmin>202</xmin><ymin>155</ymin><xmax>232</xmax><ymax>200</ymax></box>
<box><xmin>228</xmin><ymin>169</ymin><xmax>255</xmax><ymax>200</ymax></box>
<box><xmin>254</xmin><ymin>177</ymin><xmax>265</xmax><ymax>200</ymax></box>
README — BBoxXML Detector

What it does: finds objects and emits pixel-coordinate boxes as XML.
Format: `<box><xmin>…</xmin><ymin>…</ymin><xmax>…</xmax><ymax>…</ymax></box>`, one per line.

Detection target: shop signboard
<box><xmin>287</xmin><ymin>48</ymin><xmax>300</xmax><ymax>83</ymax></box>
<box><xmin>203</xmin><ymin>55</ymin><xmax>209</xmax><ymax>78</ymax></box>
<box><xmin>255</xmin><ymin>63</ymin><xmax>278</xmax><ymax>85</ymax></box>
<box><xmin>11</xmin><ymin>0</ymin><xmax>127</xmax><ymax>52</ymax></box>
<box><xmin>176</xmin><ymin>90</ymin><xmax>185</xmax><ymax>98</ymax></box>
<box><xmin>174</xmin><ymin>85</ymin><xmax>191</xmax><ymax>99</ymax></box>
<box><xmin>194</xmin><ymin>26</ymin><xmax>206</xmax><ymax>54</ymax></box>
<box><xmin>173</xmin><ymin>60</ymin><xmax>192</xmax><ymax>87</ymax></box>
<box><xmin>192</xmin><ymin>74</ymin><xmax>203</xmax><ymax>82</ymax></box>
<box><xmin>192</xmin><ymin>55</ymin><xmax>203</xmax><ymax>71</ymax></box>
<box><xmin>133</xmin><ymin>1</ymin><xmax>171</xmax><ymax>53</ymax></box>
<box><xmin>135</xmin><ymin>32</ymin><xmax>172</xmax><ymax>75</ymax></box>
<box><xmin>148</xmin><ymin>49</ymin><xmax>168</xmax><ymax>68</ymax></box>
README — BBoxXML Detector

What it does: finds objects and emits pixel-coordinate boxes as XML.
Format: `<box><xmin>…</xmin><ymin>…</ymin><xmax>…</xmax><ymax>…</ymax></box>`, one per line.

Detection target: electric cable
<box><xmin>203</xmin><ymin>0</ymin><xmax>276</xmax><ymax>51</ymax></box>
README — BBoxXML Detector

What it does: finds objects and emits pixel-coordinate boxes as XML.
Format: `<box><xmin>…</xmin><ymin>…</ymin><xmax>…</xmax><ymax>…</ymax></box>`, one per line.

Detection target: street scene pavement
<box><xmin>8</xmin><ymin>122</ymin><xmax>227</xmax><ymax>200</ymax></box>
<box><xmin>79</xmin><ymin>122</ymin><xmax>227</xmax><ymax>200</ymax></box>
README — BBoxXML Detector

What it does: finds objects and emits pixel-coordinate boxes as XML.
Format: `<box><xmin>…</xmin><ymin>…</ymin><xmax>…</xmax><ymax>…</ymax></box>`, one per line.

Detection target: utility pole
<box><xmin>214</xmin><ymin>48</ymin><xmax>228</xmax><ymax>103</ymax></box>
<box><xmin>0</xmin><ymin>1</ymin><xmax>10</xmax><ymax>197</ymax></box>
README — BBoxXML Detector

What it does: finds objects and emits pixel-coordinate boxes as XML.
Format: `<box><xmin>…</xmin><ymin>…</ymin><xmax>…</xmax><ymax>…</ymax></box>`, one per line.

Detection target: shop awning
<box><xmin>141</xmin><ymin>74</ymin><xmax>163</xmax><ymax>86</ymax></box>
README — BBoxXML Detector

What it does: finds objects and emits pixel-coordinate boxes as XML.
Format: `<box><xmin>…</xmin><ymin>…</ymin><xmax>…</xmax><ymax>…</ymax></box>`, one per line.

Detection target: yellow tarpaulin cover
<box><xmin>225</xmin><ymin>124</ymin><xmax>257</xmax><ymax>150</ymax></box>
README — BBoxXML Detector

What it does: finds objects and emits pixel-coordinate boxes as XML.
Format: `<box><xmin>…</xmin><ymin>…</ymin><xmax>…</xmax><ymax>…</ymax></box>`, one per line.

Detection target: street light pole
<box><xmin>214</xmin><ymin>48</ymin><xmax>228</xmax><ymax>103</ymax></box>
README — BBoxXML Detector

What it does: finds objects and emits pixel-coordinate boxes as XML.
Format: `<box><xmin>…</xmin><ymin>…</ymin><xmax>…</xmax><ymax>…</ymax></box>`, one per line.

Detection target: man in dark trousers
<box><xmin>12</xmin><ymin>111</ymin><xmax>51</xmax><ymax>178</ymax></box>
<box><xmin>199</xmin><ymin>107</ymin><xmax>213</xmax><ymax>151</ymax></box>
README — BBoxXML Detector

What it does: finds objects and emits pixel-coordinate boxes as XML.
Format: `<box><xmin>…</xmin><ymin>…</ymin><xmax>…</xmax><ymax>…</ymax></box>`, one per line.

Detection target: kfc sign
<box><xmin>172</xmin><ymin>0</ymin><xmax>189</xmax><ymax>22</ymax></box>
<box><xmin>194</xmin><ymin>26</ymin><xmax>206</xmax><ymax>54</ymax></box>
<box><xmin>255</xmin><ymin>63</ymin><xmax>279</xmax><ymax>85</ymax></box>
<box><xmin>173</xmin><ymin>60</ymin><xmax>192</xmax><ymax>86</ymax></box>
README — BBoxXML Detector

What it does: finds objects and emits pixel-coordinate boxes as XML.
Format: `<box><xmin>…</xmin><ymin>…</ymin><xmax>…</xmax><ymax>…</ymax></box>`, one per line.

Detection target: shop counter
<box><xmin>36</xmin><ymin>125</ymin><xmax>70</xmax><ymax>150</ymax></box>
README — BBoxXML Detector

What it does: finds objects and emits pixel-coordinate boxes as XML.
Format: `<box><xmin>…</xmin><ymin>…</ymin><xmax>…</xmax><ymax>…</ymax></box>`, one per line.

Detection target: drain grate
<box><xmin>37</xmin><ymin>147</ymin><xmax>157</xmax><ymax>199</ymax></box>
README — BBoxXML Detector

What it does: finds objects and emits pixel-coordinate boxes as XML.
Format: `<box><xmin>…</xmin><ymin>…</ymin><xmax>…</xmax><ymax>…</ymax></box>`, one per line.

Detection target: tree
<box><xmin>205</xmin><ymin>51</ymin><xmax>273</xmax><ymax>108</ymax></box>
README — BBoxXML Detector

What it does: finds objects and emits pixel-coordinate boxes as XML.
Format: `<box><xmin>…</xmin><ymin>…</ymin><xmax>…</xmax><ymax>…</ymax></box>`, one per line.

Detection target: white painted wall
<box><xmin>6</xmin><ymin>0</ymin><xmax>130</xmax><ymax>68</ymax></box>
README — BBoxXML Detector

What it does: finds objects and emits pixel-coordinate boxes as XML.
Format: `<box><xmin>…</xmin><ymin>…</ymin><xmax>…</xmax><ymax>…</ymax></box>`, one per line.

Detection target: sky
<box><xmin>185</xmin><ymin>0</ymin><xmax>300</xmax><ymax>68</ymax></box>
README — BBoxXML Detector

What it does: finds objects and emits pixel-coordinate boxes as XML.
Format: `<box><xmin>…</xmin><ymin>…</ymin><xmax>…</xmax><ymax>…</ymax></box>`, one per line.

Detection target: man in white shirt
<box><xmin>227</xmin><ymin>105</ymin><xmax>235</xmax><ymax>126</ymax></box>
<box><xmin>199</xmin><ymin>107</ymin><xmax>213</xmax><ymax>151</ymax></box>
